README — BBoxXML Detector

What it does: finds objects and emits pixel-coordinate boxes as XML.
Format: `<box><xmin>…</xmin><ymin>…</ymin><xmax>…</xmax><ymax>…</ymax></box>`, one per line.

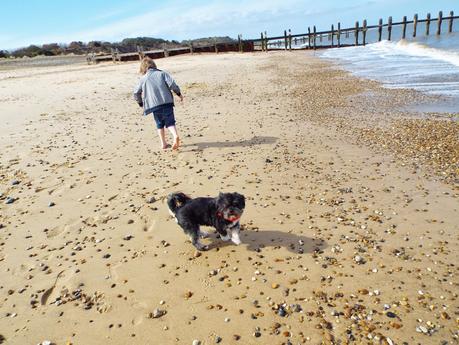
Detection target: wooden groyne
<box><xmin>251</xmin><ymin>10</ymin><xmax>458</xmax><ymax>51</ymax></box>
<box><xmin>86</xmin><ymin>10</ymin><xmax>457</xmax><ymax>64</ymax></box>
<box><xmin>87</xmin><ymin>40</ymin><xmax>254</xmax><ymax>64</ymax></box>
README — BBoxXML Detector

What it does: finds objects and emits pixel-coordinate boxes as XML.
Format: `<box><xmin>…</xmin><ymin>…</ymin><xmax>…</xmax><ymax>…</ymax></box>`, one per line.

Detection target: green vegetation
<box><xmin>5</xmin><ymin>36</ymin><xmax>236</xmax><ymax>58</ymax></box>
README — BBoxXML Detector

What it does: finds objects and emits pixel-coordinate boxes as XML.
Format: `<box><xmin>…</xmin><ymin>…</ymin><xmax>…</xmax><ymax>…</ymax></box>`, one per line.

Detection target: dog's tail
<box><xmin>167</xmin><ymin>192</ymin><xmax>191</xmax><ymax>214</ymax></box>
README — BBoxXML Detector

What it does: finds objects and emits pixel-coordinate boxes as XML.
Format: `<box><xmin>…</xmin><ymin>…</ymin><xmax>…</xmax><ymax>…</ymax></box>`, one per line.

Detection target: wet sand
<box><xmin>0</xmin><ymin>52</ymin><xmax>458</xmax><ymax>345</ymax></box>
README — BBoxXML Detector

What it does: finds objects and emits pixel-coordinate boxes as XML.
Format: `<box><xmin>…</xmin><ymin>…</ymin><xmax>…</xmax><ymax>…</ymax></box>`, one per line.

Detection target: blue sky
<box><xmin>1</xmin><ymin>0</ymin><xmax>457</xmax><ymax>50</ymax></box>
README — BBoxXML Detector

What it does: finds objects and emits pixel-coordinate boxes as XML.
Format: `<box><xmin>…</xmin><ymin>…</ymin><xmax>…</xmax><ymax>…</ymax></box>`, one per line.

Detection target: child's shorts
<box><xmin>152</xmin><ymin>104</ymin><xmax>175</xmax><ymax>129</ymax></box>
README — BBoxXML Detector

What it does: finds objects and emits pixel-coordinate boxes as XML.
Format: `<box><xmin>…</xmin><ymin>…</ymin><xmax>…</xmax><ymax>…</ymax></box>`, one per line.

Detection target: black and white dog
<box><xmin>167</xmin><ymin>192</ymin><xmax>245</xmax><ymax>251</ymax></box>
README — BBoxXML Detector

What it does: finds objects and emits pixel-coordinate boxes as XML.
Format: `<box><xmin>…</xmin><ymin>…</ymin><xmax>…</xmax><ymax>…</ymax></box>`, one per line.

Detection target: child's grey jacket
<box><xmin>133</xmin><ymin>68</ymin><xmax>181</xmax><ymax>115</ymax></box>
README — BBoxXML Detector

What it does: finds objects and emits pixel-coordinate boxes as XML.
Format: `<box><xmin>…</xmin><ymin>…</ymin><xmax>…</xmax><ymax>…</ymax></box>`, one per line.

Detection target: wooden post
<box><xmin>402</xmin><ymin>16</ymin><xmax>407</xmax><ymax>39</ymax></box>
<box><xmin>354</xmin><ymin>21</ymin><xmax>359</xmax><ymax>46</ymax></box>
<box><xmin>214</xmin><ymin>38</ymin><xmax>218</xmax><ymax>53</ymax></box>
<box><xmin>190</xmin><ymin>42</ymin><xmax>194</xmax><ymax>54</ymax></box>
<box><xmin>362</xmin><ymin>19</ymin><xmax>367</xmax><ymax>46</ymax></box>
<box><xmin>331</xmin><ymin>24</ymin><xmax>334</xmax><ymax>47</ymax></box>
<box><xmin>288</xmin><ymin>29</ymin><xmax>292</xmax><ymax>51</ymax></box>
<box><xmin>163</xmin><ymin>44</ymin><xmax>169</xmax><ymax>57</ymax></box>
<box><xmin>413</xmin><ymin>13</ymin><xmax>418</xmax><ymax>37</ymax></box>
<box><xmin>308</xmin><ymin>27</ymin><xmax>311</xmax><ymax>48</ymax></box>
<box><xmin>437</xmin><ymin>11</ymin><xmax>442</xmax><ymax>35</ymax></box>
<box><xmin>337</xmin><ymin>22</ymin><xmax>341</xmax><ymax>47</ymax></box>
<box><xmin>388</xmin><ymin>16</ymin><xmax>392</xmax><ymax>40</ymax></box>
<box><xmin>313</xmin><ymin>26</ymin><xmax>316</xmax><ymax>50</ymax></box>
<box><xmin>425</xmin><ymin>13</ymin><xmax>431</xmax><ymax>35</ymax></box>
<box><xmin>284</xmin><ymin>30</ymin><xmax>288</xmax><ymax>50</ymax></box>
<box><xmin>264</xmin><ymin>31</ymin><xmax>268</xmax><ymax>51</ymax></box>
<box><xmin>378</xmin><ymin>18</ymin><xmax>383</xmax><ymax>41</ymax></box>
<box><xmin>260</xmin><ymin>32</ymin><xmax>264</xmax><ymax>51</ymax></box>
<box><xmin>449</xmin><ymin>11</ymin><xmax>454</xmax><ymax>33</ymax></box>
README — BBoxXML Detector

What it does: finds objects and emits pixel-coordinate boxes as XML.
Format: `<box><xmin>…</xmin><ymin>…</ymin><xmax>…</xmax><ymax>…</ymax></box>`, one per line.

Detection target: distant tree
<box><xmin>0</xmin><ymin>50</ymin><xmax>10</xmax><ymax>58</ymax></box>
<box><xmin>12</xmin><ymin>45</ymin><xmax>43</xmax><ymax>57</ymax></box>
<box><xmin>42</xmin><ymin>43</ymin><xmax>61</xmax><ymax>55</ymax></box>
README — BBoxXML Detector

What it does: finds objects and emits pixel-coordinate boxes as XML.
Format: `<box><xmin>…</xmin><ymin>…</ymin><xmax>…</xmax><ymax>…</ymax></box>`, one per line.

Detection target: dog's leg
<box><xmin>190</xmin><ymin>235</ymin><xmax>208</xmax><ymax>251</ymax></box>
<box><xmin>216</xmin><ymin>227</ymin><xmax>230</xmax><ymax>241</ymax></box>
<box><xmin>189</xmin><ymin>228</ymin><xmax>208</xmax><ymax>251</ymax></box>
<box><xmin>179</xmin><ymin>220</ymin><xmax>209</xmax><ymax>251</ymax></box>
<box><xmin>220</xmin><ymin>233</ymin><xmax>230</xmax><ymax>241</ymax></box>
<box><xmin>230</xmin><ymin>223</ymin><xmax>242</xmax><ymax>245</ymax></box>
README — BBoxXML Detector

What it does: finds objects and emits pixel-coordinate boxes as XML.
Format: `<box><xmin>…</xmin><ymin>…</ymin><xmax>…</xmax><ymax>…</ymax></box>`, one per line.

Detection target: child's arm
<box><xmin>163</xmin><ymin>72</ymin><xmax>182</xmax><ymax>99</ymax></box>
<box><xmin>133</xmin><ymin>80</ymin><xmax>143</xmax><ymax>107</ymax></box>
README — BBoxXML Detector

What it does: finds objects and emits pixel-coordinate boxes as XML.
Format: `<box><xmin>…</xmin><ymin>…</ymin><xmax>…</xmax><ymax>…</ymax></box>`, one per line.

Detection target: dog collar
<box><xmin>217</xmin><ymin>212</ymin><xmax>240</xmax><ymax>222</ymax></box>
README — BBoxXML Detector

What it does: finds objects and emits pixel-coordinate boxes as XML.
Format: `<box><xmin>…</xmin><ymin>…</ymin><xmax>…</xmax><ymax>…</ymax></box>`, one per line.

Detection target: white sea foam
<box><xmin>320</xmin><ymin>36</ymin><xmax>459</xmax><ymax>102</ymax></box>
<box><xmin>367</xmin><ymin>40</ymin><xmax>459</xmax><ymax>67</ymax></box>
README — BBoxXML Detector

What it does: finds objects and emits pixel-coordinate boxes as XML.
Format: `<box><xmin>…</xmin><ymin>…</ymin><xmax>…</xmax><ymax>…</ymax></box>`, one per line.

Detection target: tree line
<box><xmin>0</xmin><ymin>36</ymin><xmax>236</xmax><ymax>58</ymax></box>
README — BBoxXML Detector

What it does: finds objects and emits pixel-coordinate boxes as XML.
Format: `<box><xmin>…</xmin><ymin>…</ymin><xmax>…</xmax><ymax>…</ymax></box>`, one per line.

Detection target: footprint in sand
<box><xmin>46</xmin><ymin>221</ymin><xmax>80</xmax><ymax>238</ymax></box>
<box><xmin>131</xmin><ymin>300</ymin><xmax>149</xmax><ymax>326</ymax></box>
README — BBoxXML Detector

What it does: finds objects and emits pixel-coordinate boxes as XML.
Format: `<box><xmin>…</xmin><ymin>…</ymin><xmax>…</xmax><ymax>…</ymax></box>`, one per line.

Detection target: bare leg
<box><xmin>157</xmin><ymin>128</ymin><xmax>168</xmax><ymax>149</ymax></box>
<box><xmin>167</xmin><ymin>126</ymin><xmax>180</xmax><ymax>150</ymax></box>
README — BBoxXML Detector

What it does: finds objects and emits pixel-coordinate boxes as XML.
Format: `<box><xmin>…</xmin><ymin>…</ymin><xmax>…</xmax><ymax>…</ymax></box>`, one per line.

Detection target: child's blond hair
<box><xmin>139</xmin><ymin>57</ymin><xmax>157</xmax><ymax>74</ymax></box>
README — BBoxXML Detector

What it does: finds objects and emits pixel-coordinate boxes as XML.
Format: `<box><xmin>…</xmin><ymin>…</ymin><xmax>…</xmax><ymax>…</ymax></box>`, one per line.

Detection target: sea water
<box><xmin>318</xmin><ymin>19</ymin><xmax>459</xmax><ymax>112</ymax></box>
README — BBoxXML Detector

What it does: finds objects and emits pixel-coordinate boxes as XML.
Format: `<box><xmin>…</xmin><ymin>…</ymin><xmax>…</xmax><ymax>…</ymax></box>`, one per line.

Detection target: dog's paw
<box><xmin>199</xmin><ymin>231</ymin><xmax>210</xmax><ymax>239</ymax></box>
<box><xmin>194</xmin><ymin>243</ymin><xmax>209</xmax><ymax>251</ymax></box>
<box><xmin>220</xmin><ymin>234</ymin><xmax>230</xmax><ymax>241</ymax></box>
<box><xmin>231</xmin><ymin>233</ymin><xmax>241</xmax><ymax>245</ymax></box>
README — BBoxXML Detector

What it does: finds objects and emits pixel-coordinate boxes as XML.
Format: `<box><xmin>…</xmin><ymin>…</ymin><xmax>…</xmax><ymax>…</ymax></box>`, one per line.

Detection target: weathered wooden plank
<box><xmin>388</xmin><ymin>16</ymin><xmax>392</xmax><ymax>40</ymax></box>
<box><xmin>284</xmin><ymin>30</ymin><xmax>288</xmax><ymax>50</ymax></box>
<box><xmin>354</xmin><ymin>21</ymin><xmax>359</xmax><ymax>46</ymax></box>
<box><xmin>413</xmin><ymin>13</ymin><xmax>418</xmax><ymax>37</ymax></box>
<box><xmin>362</xmin><ymin>19</ymin><xmax>367</xmax><ymax>45</ymax></box>
<box><xmin>437</xmin><ymin>11</ymin><xmax>443</xmax><ymax>35</ymax></box>
<box><xmin>402</xmin><ymin>16</ymin><xmax>407</xmax><ymax>39</ymax></box>
<box><xmin>313</xmin><ymin>26</ymin><xmax>317</xmax><ymax>49</ymax></box>
<box><xmin>449</xmin><ymin>11</ymin><xmax>454</xmax><ymax>33</ymax></box>
<box><xmin>337</xmin><ymin>22</ymin><xmax>341</xmax><ymax>47</ymax></box>
<box><xmin>426</xmin><ymin>13</ymin><xmax>431</xmax><ymax>35</ymax></box>
<box><xmin>378</xmin><ymin>18</ymin><xmax>383</xmax><ymax>41</ymax></box>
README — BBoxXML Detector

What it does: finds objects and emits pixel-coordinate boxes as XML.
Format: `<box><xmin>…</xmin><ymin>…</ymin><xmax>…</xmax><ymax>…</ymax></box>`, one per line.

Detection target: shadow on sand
<box><xmin>182</xmin><ymin>136</ymin><xmax>278</xmax><ymax>151</ymax></box>
<box><xmin>207</xmin><ymin>229</ymin><xmax>327</xmax><ymax>254</ymax></box>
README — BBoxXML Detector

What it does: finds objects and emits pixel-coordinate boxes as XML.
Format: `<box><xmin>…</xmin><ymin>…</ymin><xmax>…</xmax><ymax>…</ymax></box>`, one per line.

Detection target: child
<box><xmin>134</xmin><ymin>57</ymin><xmax>183</xmax><ymax>150</ymax></box>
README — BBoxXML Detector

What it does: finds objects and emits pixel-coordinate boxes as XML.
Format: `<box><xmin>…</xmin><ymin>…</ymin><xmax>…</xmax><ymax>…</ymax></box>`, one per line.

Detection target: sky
<box><xmin>1</xmin><ymin>0</ymin><xmax>457</xmax><ymax>50</ymax></box>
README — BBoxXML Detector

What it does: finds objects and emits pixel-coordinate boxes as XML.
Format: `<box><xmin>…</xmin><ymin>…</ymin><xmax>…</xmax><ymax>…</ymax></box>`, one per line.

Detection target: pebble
<box><xmin>253</xmin><ymin>331</ymin><xmax>261</xmax><ymax>337</ymax></box>
<box><xmin>151</xmin><ymin>308</ymin><xmax>166</xmax><ymax>318</ymax></box>
<box><xmin>146</xmin><ymin>196</ymin><xmax>156</xmax><ymax>204</ymax></box>
<box><xmin>5</xmin><ymin>197</ymin><xmax>15</xmax><ymax>204</ymax></box>
<box><xmin>11</xmin><ymin>179</ymin><xmax>20</xmax><ymax>185</ymax></box>
<box><xmin>354</xmin><ymin>255</ymin><xmax>364</xmax><ymax>264</ymax></box>
<box><xmin>48</xmin><ymin>201</ymin><xmax>55</xmax><ymax>207</ymax></box>
<box><xmin>123</xmin><ymin>235</ymin><xmax>133</xmax><ymax>241</ymax></box>
<box><xmin>192</xmin><ymin>340</ymin><xmax>201</xmax><ymax>345</ymax></box>
<box><xmin>386</xmin><ymin>311</ymin><xmax>397</xmax><ymax>318</ymax></box>
<box><xmin>214</xmin><ymin>336</ymin><xmax>222</xmax><ymax>343</ymax></box>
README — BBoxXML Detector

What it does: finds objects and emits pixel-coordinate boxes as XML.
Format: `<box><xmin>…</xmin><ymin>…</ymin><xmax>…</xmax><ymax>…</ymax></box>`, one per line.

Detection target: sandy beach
<box><xmin>0</xmin><ymin>51</ymin><xmax>458</xmax><ymax>345</ymax></box>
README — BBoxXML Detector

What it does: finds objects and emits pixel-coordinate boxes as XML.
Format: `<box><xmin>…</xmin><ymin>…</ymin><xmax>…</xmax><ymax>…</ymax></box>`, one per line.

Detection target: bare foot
<box><xmin>162</xmin><ymin>144</ymin><xmax>171</xmax><ymax>150</ymax></box>
<box><xmin>172</xmin><ymin>137</ymin><xmax>180</xmax><ymax>150</ymax></box>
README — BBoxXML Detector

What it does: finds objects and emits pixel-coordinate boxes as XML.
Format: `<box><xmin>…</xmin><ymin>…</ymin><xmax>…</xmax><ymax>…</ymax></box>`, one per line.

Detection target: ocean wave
<box><xmin>368</xmin><ymin>40</ymin><xmax>459</xmax><ymax>67</ymax></box>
